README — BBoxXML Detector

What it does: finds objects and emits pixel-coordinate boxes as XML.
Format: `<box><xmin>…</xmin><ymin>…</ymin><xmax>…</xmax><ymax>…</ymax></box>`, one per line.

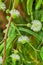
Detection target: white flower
<box><xmin>10</xmin><ymin>9</ymin><xmax>20</xmax><ymax>18</ymax></box>
<box><xmin>0</xmin><ymin>56</ymin><xmax>2</xmax><ymax>64</ymax></box>
<box><xmin>31</xmin><ymin>20</ymin><xmax>42</xmax><ymax>32</ymax></box>
<box><xmin>18</xmin><ymin>36</ymin><xmax>29</xmax><ymax>44</ymax></box>
<box><xmin>0</xmin><ymin>2</ymin><xmax>6</xmax><ymax>11</ymax></box>
<box><xmin>10</xmin><ymin>54</ymin><xmax>20</xmax><ymax>60</ymax></box>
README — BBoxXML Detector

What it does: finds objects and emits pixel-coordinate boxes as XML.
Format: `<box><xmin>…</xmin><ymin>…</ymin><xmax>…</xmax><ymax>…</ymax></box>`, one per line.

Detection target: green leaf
<box><xmin>0</xmin><ymin>22</ymin><xmax>16</xmax><ymax>54</ymax></box>
<box><xmin>27</xmin><ymin>0</ymin><xmax>33</xmax><ymax>15</ymax></box>
<box><xmin>19</xmin><ymin>27</ymin><xmax>41</xmax><ymax>41</ymax></box>
<box><xmin>39</xmin><ymin>31</ymin><xmax>43</xmax><ymax>42</ymax></box>
<box><xmin>40</xmin><ymin>46</ymin><xmax>43</xmax><ymax>61</ymax></box>
<box><xmin>13</xmin><ymin>0</ymin><xmax>19</xmax><ymax>8</ymax></box>
<box><xmin>35</xmin><ymin>0</ymin><xmax>42</xmax><ymax>10</ymax></box>
<box><xmin>0</xmin><ymin>0</ymin><xmax>2</xmax><ymax>2</ymax></box>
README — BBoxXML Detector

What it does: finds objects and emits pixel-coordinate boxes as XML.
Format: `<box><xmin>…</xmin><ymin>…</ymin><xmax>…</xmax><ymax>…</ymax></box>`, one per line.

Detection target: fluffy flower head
<box><xmin>10</xmin><ymin>9</ymin><xmax>20</xmax><ymax>18</ymax></box>
<box><xmin>10</xmin><ymin>54</ymin><xmax>20</xmax><ymax>60</ymax></box>
<box><xmin>18</xmin><ymin>36</ymin><xmax>29</xmax><ymax>44</ymax></box>
<box><xmin>31</xmin><ymin>20</ymin><xmax>42</xmax><ymax>32</ymax></box>
<box><xmin>0</xmin><ymin>2</ymin><xmax>6</xmax><ymax>11</ymax></box>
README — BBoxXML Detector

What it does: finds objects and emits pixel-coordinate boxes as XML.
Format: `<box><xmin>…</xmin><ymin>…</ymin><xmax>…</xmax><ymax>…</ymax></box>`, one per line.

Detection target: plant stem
<box><xmin>2</xmin><ymin>0</ymin><xmax>15</xmax><ymax>64</ymax></box>
<box><xmin>15</xmin><ymin>24</ymin><xmax>26</xmax><ymax>26</ymax></box>
<box><xmin>2</xmin><ymin>16</ymin><xmax>12</xmax><ymax>65</ymax></box>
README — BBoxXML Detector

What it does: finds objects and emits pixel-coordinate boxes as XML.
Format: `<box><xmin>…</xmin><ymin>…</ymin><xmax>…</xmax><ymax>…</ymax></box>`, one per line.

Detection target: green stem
<box><xmin>15</xmin><ymin>25</ymin><xmax>21</xmax><ymax>36</ymax></box>
<box><xmin>31</xmin><ymin>12</ymin><xmax>33</xmax><ymax>21</ymax></box>
<box><xmin>28</xmin><ymin>43</ymin><xmax>40</xmax><ymax>52</ymax></box>
<box><xmin>15</xmin><ymin>24</ymin><xmax>26</xmax><ymax>26</ymax></box>
<box><xmin>12</xmin><ymin>59</ymin><xmax>16</xmax><ymax>65</ymax></box>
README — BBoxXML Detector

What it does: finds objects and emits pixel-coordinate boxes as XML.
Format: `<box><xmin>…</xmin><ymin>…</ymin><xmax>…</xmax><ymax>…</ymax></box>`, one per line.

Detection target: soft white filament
<box><xmin>31</xmin><ymin>20</ymin><xmax>42</xmax><ymax>32</ymax></box>
<box><xmin>10</xmin><ymin>54</ymin><xmax>20</xmax><ymax>60</ymax></box>
<box><xmin>10</xmin><ymin>9</ymin><xmax>20</xmax><ymax>17</ymax></box>
<box><xmin>0</xmin><ymin>2</ymin><xmax>6</xmax><ymax>11</ymax></box>
<box><xmin>18</xmin><ymin>36</ymin><xmax>29</xmax><ymax>44</ymax></box>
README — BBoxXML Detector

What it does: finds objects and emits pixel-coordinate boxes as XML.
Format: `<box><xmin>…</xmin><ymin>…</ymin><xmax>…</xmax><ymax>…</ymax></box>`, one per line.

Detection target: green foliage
<box><xmin>35</xmin><ymin>0</ymin><xmax>42</xmax><ymax>10</ymax></box>
<box><xmin>0</xmin><ymin>0</ymin><xmax>2</xmax><ymax>2</ymax></box>
<box><xmin>40</xmin><ymin>46</ymin><xmax>43</xmax><ymax>61</ymax></box>
<box><xmin>27</xmin><ymin>0</ymin><xmax>33</xmax><ymax>15</ymax></box>
<box><xmin>0</xmin><ymin>0</ymin><xmax>43</xmax><ymax>65</ymax></box>
<box><xmin>19</xmin><ymin>27</ymin><xmax>41</xmax><ymax>41</ymax></box>
<box><xmin>13</xmin><ymin>0</ymin><xmax>19</xmax><ymax>8</ymax></box>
